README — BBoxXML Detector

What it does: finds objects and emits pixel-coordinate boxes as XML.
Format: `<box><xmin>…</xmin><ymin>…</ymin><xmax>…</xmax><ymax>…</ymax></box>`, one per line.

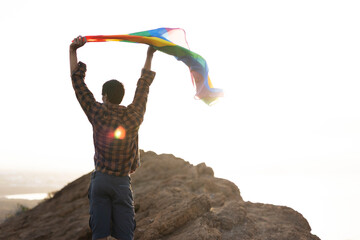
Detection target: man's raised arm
<box><xmin>143</xmin><ymin>46</ymin><xmax>156</xmax><ymax>71</ymax></box>
<box><xmin>126</xmin><ymin>46</ymin><xmax>157</xmax><ymax>127</ymax></box>
<box><xmin>69</xmin><ymin>36</ymin><xmax>98</xmax><ymax>121</ymax></box>
<box><xmin>69</xmin><ymin>36</ymin><xmax>86</xmax><ymax>75</ymax></box>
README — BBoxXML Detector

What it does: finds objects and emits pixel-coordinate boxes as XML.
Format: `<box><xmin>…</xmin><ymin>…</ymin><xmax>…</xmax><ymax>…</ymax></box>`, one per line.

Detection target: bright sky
<box><xmin>1</xmin><ymin>0</ymin><xmax>360</xmax><ymax>239</ymax></box>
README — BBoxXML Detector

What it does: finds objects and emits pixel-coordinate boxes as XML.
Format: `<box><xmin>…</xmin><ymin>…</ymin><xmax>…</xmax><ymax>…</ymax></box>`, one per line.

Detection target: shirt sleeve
<box><xmin>126</xmin><ymin>68</ymin><xmax>156</xmax><ymax>128</ymax></box>
<box><xmin>71</xmin><ymin>61</ymin><xmax>98</xmax><ymax>121</ymax></box>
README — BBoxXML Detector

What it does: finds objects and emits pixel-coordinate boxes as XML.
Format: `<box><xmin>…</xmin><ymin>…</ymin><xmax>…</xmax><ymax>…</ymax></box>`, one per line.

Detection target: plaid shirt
<box><xmin>71</xmin><ymin>61</ymin><xmax>155</xmax><ymax>176</ymax></box>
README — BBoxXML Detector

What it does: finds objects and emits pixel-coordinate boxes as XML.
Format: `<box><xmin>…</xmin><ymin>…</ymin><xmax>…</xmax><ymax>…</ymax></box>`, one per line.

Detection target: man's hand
<box><xmin>70</xmin><ymin>36</ymin><xmax>87</xmax><ymax>51</ymax></box>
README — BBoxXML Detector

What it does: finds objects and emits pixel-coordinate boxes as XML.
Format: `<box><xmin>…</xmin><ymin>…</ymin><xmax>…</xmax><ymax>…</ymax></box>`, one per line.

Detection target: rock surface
<box><xmin>0</xmin><ymin>151</ymin><xmax>320</xmax><ymax>240</ymax></box>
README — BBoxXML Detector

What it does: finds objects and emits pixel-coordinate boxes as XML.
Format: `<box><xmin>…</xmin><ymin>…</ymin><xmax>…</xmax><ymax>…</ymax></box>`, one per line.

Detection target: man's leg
<box><xmin>96</xmin><ymin>237</ymin><xmax>119</xmax><ymax>240</ymax></box>
<box><xmin>89</xmin><ymin>172</ymin><xmax>112</xmax><ymax>240</ymax></box>
<box><xmin>111</xmin><ymin>176</ymin><xmax>136</xmax><ymax>240</ymax></box>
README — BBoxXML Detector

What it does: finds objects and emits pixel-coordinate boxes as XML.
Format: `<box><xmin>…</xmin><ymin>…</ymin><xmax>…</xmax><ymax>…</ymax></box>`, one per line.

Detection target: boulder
<box><xmin>0</xmin><ymin>150</ymin><xmax>320</xmax><ymax>240</ymax></box>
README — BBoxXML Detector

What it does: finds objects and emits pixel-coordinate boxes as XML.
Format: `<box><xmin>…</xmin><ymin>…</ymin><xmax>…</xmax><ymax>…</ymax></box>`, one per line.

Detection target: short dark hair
<box><xmin>102</xmin><ymin>80</ymin><xmax>125</xmax><ymax>104</ymax></box>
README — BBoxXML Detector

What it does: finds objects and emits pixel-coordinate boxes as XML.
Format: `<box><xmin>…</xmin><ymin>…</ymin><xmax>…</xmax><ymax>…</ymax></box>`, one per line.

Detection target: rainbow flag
<box><xmin>85</xmin><ymin>28</ymin><xmax>223</xmax><ymax>105</ymax></box>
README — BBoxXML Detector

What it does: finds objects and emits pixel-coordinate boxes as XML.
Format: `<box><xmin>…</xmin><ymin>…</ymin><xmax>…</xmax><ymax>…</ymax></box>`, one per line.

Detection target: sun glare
<box><xmin>114</xmin><ymin>126</ymin><xmax>126</xmax><ymax>140</ymax></box>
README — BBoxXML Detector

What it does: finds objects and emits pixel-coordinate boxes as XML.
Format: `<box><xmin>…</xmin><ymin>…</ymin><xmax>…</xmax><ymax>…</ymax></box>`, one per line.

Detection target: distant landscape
<box><xmin>0</xmin><ymin>198</ymin><xmax>41</xmax><ymax>223</ymax></box>
<box><xmin>0</xmin><ymin>170</ymin><xmax>82</xmax><ymax>223</ymax></box>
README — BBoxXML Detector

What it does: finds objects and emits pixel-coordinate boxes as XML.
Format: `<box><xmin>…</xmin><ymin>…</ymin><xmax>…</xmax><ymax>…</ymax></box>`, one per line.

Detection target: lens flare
<box><xmin>114</xmin><ymin>126</ymin><xmax>126</xmax><ymax>140</ymax></box>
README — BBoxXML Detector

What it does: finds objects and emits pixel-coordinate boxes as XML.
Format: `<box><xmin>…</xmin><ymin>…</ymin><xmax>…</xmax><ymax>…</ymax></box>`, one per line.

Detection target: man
<box><xmin>69</xmin><ymin>36</ymin><xmax>156</xmax><ymax>240</ymax></box>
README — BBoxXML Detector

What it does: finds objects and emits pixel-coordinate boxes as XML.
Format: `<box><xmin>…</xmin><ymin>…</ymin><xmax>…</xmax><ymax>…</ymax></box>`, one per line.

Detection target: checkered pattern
<box><xmin>71</xmin><ymin>61</ymin><xmax>155</xmax><ymax>176</ymax></box>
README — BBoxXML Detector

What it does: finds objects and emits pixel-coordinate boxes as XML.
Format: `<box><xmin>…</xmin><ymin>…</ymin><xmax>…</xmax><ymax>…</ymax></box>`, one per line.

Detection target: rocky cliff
<box><xmin>0</xmin><ymin>151</ymin><xmax>320</xmax><ymax>240</ymax></box>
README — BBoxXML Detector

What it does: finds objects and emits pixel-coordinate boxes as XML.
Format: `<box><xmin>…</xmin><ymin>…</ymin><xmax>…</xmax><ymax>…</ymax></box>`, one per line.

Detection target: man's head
<box><xmin>102</xmin><ymin>80</ymin><xmax>125</xmax><ymax>104</ymax></box>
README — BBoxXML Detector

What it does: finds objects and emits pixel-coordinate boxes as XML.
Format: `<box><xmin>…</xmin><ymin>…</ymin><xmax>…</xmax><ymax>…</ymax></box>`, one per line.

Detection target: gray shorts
<box><xmin>88</xmin><ymin>171</ymin><xmax>135</xmax><ymax>240</ymax></box>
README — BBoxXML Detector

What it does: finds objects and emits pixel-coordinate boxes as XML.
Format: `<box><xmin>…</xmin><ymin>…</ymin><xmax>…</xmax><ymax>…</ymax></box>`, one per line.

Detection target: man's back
<box><xmin>71</xmin><ymin>61</ymin><xmax>155</xmax><ymax>176</ymax></box>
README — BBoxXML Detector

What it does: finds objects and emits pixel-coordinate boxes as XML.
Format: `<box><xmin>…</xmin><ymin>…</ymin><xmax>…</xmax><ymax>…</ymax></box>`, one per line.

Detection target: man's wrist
<box><xmin>70</xmin><ymin>46</ymin><xmax>78</xmax><ymax>52</ymax></box>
